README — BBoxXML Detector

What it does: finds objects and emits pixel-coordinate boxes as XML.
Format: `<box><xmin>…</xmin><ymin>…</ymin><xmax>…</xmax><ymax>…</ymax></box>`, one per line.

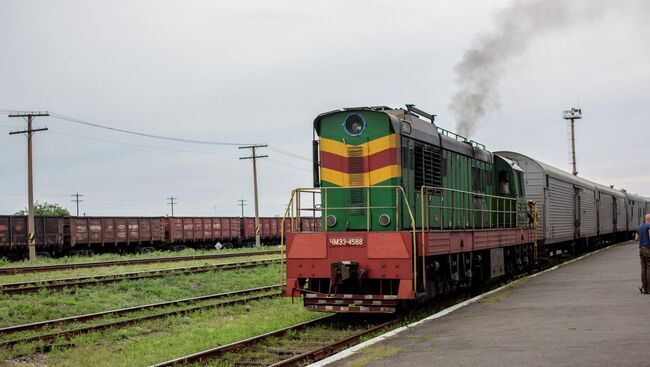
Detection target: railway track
<box><xmin>0</xmin><ymin>249</ymin><xmax>281</xmax><ymax>274</ymax></box>
<box><xmin>0</xmin><ymin>258</ymin><xmax>281</xmax><ymax>294</ymax></box>
<box><xmin>149</xmin><ymin>314</ymin><xmax>399</xmax><ymax>367</ymax></box>
<box><xmin>0</xmin><ymin>285</ymin><xmax>282</xmax><ymax>350</ymax></box>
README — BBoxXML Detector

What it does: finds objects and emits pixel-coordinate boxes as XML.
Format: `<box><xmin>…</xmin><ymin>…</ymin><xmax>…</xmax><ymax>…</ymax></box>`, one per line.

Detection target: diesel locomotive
<box><xmin>281</xmin><ymin>105</ymin><xmax>648</xmax><ymax>313</ymax></box>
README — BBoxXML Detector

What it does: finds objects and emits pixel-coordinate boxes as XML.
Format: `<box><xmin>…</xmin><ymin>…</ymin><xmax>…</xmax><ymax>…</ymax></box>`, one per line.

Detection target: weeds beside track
<box><xmin>0</xmin><ymin>285</ymin><xmax>282</xmax><ymax>351</ymax></box>
<box><xmin>0</xmin><ymin>259</ymin><xmax>280</xmax><ymax>294</ymax></box>
<box><xmin>0</xmin><ymin>250</ymin><xmax>281</xmax><ymax>275</ymax></box>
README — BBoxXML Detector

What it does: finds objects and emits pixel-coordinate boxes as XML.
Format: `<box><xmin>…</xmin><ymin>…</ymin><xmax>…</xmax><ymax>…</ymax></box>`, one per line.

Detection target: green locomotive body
<box><xmin>314</xmin><ymin>106</ymin><xmax>528</xmax><ymax>233</ymax></box>
<box><xmin>283</xmin><ymin>105</ymin><xmax>535</xmax><ymax>313</ymax></box>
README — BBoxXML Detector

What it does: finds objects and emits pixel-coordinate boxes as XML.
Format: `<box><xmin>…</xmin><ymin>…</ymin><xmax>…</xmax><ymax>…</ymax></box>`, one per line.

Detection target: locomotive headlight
<box><xmin>326</xmin><ymin>215</ymin><xmax>337</xmax><ymax>227</ymax></box>
<box><xmin>378</xmin><ymin>214</ymin><xmax>391</xmax><ymax>226</ymax></box>
<box><xmin>343</xmin><ymin>114</ymin><xmax>365</xmax><ymax>136</ymax></box>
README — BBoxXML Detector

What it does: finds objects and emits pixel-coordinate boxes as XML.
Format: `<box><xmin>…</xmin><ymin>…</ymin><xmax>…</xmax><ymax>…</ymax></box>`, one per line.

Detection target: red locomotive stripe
<box><xmin>320</xmin><ymin>148</ymin><xmax>398</xmax><ymax>174</ymax></box>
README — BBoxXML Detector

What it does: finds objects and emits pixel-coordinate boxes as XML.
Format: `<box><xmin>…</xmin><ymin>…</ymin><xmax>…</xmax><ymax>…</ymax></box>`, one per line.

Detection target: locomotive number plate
<box><xmin>327</xmin><ymin>234</ymin><xmax>366</xmax><ymax>247</ymax></box>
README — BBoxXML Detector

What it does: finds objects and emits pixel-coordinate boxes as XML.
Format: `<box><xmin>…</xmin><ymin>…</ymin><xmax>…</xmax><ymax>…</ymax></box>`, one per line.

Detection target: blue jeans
<box><xmin>641</xmin><ymin>247</ymin><xmax>650</xmax><ymax>291</ymax></box>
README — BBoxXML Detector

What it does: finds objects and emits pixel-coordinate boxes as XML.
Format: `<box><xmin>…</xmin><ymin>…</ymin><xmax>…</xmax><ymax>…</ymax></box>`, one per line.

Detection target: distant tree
<box><xmin>15</xmin><ymin>201</ymin><xmax>70</xmax><ymax>216</ymax></box>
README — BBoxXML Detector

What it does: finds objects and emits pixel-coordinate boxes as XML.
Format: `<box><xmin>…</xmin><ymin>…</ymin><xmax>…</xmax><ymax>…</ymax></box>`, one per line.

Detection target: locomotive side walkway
<box><xmin>318</xmin><ymin>241</ymin><xmax>649</xmax><ymax>367</ymax></box>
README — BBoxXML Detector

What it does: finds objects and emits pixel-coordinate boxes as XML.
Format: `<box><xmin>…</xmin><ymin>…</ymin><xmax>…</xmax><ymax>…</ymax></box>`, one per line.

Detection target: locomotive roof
<box><xmin>314</xmin><ymin>106</ymin><xmax>493</xmax><ymax>163</ymax></box>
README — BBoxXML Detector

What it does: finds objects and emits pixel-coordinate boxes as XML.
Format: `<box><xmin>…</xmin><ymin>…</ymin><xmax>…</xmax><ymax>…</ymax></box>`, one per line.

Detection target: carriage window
<box><xmin>499</xmin><ymin>171</ymin><xmax>510</xmax><ymax>195</ymax></box>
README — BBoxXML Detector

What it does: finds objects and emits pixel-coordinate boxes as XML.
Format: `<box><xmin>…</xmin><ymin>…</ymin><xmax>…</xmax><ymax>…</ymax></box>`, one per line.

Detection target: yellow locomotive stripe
<box><xmin>319</xmin><ymin>134</ymin><xmax>399</xmax><ymax>158</ymax></box>
<box><xmin>321</xmin><ymin>165</ymin><xmax>401</xmax><ymax>187</ymax></box>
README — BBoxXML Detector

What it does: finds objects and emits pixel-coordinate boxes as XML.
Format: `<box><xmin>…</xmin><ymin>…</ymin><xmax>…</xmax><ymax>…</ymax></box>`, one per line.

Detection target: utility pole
<box><xmin>167</xmin><ymin>197</ymin><xmax>177</xmax><ymax>216</ymax></box>
<box><xmin>71</xmin><ymin>193</ymin><xmax>84</xmax><ymax>216</ymax></box>
<box><xmin>239</xmin><ymin>144</ymin><xmax>268</xmax><ymax>248</ymax></box>
<box><xmin>9</xmin><ymin>111</ymin><xmax>49</xmax><ymax>262</ymax></box>
<box><xmin>562</xmin><ymin>107</ymin><xmax>582</xmax><ymax>176</ymax></box>
<box><xmin>238</xmin><ymin>199</ymin><xmax>247</xmax><ymax>218</ymax></box>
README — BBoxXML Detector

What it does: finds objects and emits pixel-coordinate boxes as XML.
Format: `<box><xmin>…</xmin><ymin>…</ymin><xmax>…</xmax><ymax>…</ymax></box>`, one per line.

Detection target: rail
<box><xmin>0</xmin><ymin>285</ymin><xmax>281</xmax><ymax>350</ymax></box>
<box><xmin>280</xmin><ymin>186</ymin><xmax>421</xmax><ymax>294</ymax></box>
<box><xmin>1</xmin><ymin>259</ymin><xmax>280</xmax><ymax>294</ymax></box>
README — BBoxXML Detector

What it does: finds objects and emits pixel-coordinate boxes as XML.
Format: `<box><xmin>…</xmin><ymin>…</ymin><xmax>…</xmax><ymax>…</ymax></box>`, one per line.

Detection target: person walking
<box><xmin>634</xmin><ymin>214</ymin><xmax>650</xmax><ymax>294</ymax></box>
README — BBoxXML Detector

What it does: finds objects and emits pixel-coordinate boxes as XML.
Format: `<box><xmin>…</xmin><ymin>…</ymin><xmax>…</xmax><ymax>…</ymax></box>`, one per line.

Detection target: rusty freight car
<box><xmin>0</xmin><ymin>216</ymin><xmax>64</xmax><ymax>256</ymax></box>
<box><xmin>243</xmin><ymin>217</ymin><xmax>322</xmax><ymax>244</ymax></box>
<box><xmin>64</xmin><ymin>217</ymin><xmax>165</xmax><ymax>252</ymax></box>
<box><xmin>164</xmin><ymin>217</ymin><xmax>242</xmax><ymax>248</ymax></box>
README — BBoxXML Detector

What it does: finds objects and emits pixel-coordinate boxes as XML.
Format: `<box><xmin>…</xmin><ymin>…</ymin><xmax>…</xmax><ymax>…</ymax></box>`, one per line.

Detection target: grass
<box><xmin>0</xmin><ymin>254</ymin><xmax>279</xmax><ymax>284</ymax></box>
<box><xmin>0</xmin><ymin>265</ymin><xmax>282</xmax><ymax>328</ymax></box>
<box><xmin>0</xmin><ymin>289</ymin><xmax>281</xmax><ymax>346</ymax></box>
<box><xmin>0</xmin><ymin>298</ymin><xmax>326</xmax><ymax>367</ymax></box>
<box><xmin>0</xmin><ymin>245</ymin><xmax>281</xmax><ymax>268</ymax></box>
<box><xmin>211</xmin><ymin>317</ymin><xmax>386</xmax><ymax>367</ymax></box>
<box><xmin>344</xmin><ymin>345</ymin><xmax>404</xmax><ymax>367</ymax></box>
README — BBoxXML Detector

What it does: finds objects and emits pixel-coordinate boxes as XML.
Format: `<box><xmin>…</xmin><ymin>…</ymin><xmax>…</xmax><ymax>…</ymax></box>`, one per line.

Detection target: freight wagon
<box><xmin>1</xmin><ymin>215</ymin><xmax>320</xmax><ymax>258</ymax></box>
<box><xmin>165</xmin><ymin>217</ymin><xmax>242</xmax><ymax>247</ymax></box>
<box><xmin>0</xmin><ymin>216</ymin><xmax>64</xmax><ymax>254</ymax></box>
<box><xmin>65</xmin><ymin>217</ymin><xmax>166</xmax><ymax>253</ymax></box>
<box><xmin>242</xmin><ymin>217</ymin><xmax>321</xmax><ymax>244</ymax></box>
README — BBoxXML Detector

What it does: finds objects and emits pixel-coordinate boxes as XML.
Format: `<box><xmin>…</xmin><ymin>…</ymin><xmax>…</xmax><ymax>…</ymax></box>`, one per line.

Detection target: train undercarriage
<box><xmin>284</xmin><ymin>228</ymin><xmax>539</xmax><ymax>313</ymax></box>
<box><xmin>284</xmin><ymin>229</ymin><xmax>629</xmax><ymax>313</ymax></box>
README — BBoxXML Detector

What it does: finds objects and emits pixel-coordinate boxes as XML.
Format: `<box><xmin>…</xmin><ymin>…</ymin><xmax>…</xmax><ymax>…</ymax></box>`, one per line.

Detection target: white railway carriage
<box><xmin>625</xmin><ymin>192</ymin><xmax>647</xmax><ymax>231</ymax></box>
<box><xmin>495</xmin><ymin>151</ymin><xmax>636</xmax><ymax>251</ymax></box>
<box><xmin>595</xmin><ymin>184</ymin><xmax>626</xmax><ymax>235</ymax></box>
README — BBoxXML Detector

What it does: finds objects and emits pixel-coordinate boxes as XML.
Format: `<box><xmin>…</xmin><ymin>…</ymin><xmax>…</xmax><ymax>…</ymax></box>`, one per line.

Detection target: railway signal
<box><xmin>239</xmin><ymin>145</ymin><xmax>268</xmax><ymax>248</ymax></box>
<box><xmin>8</xmin><ymin>111</ymin><xmax>49</xmax><ymax>262</ymax></box>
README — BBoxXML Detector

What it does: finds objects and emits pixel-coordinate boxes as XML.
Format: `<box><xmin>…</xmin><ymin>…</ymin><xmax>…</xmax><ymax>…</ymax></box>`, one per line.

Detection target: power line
<box><xmin>0</xmin><ymin>192</ymin><xmax>238</xmax><ymax>208</ymax></box>
<box><xmin>267</xmin><ymin>158</ymin><xmax>311</xmax><ymax>173</ymax></box>
<box><xmin>47</xmin><ymin>130</ymin><xmax>236</xmax><ymax>156</ymax></box>
<box><xmin>48</xmin><ymin>129</ymin><xmax>313</xmax><ymax>172</ymax></box>
<box><xmin>49</xmin><ymin>112</ymin><xmax>252</xmax><ymax>146</ymax></box>
<box><xmin>5</xmin><ymin>110</ymin><xmax>315</xmax><ymax>173</ymax></box>
<box><xmin>268</xmin><ymin>145</ymin><xmax>311</xmax><ymax>162</ymax></box>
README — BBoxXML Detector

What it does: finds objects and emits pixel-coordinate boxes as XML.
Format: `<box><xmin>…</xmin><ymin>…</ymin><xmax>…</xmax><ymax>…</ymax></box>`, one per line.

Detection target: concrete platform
<box><xmin>322</xmin><ymin>241</ymin><xmax>650</xmax><ymax>367</ymax></box>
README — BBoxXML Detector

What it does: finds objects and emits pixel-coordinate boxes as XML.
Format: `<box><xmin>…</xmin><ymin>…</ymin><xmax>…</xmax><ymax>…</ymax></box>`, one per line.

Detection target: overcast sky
<box><xmin>1</xmin><ymin>0</ymin><xmax>648</xmax><ymax>217</ymax></box>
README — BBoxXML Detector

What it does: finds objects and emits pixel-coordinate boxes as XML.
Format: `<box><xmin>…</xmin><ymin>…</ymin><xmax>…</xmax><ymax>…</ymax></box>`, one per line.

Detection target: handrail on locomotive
<box><xmin>280</xmin><ymin>185</ymin><xmax>536</xmax><ymax>297</ymax></box>
<box><xmin>280</xmin><ymin>186</ymin><xmax>419</xmax><ymax>293</ymax></box>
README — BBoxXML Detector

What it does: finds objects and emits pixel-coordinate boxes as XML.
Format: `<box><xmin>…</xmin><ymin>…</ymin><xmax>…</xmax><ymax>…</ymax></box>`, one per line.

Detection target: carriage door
<box><xmin>613</xmin><ymin>198</ymin><xmax>618</xmax><ymax>232</ymax></box>
<box><xmin>573</xmin><ymin>186</ymin><xmax>581</xmax><ymax>239</ymax></box>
